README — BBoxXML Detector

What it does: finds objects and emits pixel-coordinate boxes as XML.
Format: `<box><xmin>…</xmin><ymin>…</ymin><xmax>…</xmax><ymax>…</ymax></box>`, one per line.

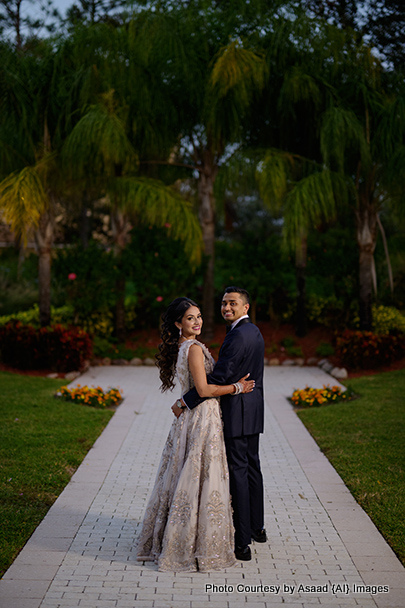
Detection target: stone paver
<box><xmin>1</xmin><ymin>365</ymin><xmax>404</xmax><ymax>608</ymax></box>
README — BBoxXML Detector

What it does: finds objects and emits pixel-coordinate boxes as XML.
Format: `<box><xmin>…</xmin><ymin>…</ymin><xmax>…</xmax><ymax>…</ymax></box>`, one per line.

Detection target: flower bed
<box><xmin>0</xmin><ymin>321</ymin><xmax>92</xmax><ymax>372</ymax></box>
<box><xmin>335</xmin><ymin>329</ymin><xmax>405</xmax><ymax>369</ymax></box>
<box><xmin>57</xmin><ymin>384</ymin><xmax>123</xmax><ymax>408</ymax></box>
<box><xmin>290</xmin><ymin>384</ymin><xmax>353</xmax><ymax>408</ymax></box>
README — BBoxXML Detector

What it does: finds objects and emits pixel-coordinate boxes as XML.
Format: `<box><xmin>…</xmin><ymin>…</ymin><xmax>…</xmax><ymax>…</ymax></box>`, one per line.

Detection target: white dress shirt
<box><xmin>229</xmin><ymin>314</ymin><xmax>250</xmax><ymax>331</ymax></box>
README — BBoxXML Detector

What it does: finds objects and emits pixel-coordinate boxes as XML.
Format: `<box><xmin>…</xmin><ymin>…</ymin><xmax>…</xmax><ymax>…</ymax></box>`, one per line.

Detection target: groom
<box><xmin>173</xmin><ymin>286</ymin><xmax>266</xmax><ymax>561</ymax></box>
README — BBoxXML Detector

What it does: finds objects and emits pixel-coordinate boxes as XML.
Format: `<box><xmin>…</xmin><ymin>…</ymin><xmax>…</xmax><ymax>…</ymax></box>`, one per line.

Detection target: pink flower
<box><xmin>165</xmin><ymin>223</ymin><xmax>171</xmax><ymax>228</ymax></box>
<box><xmin>68</xmin><ymin>273</ymin><xmax>77</xmax><ymax>281</ymax></box>
<box><xmin>156</xmin><ymin>296</ymin><xmax>163</xmax><ymax>302</ymax></box>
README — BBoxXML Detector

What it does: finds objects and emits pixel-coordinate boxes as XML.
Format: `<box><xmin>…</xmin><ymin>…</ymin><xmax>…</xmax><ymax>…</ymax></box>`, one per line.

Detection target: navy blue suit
<box><xmin>183</xmin><ymin>318</ymin><xmax>265</xmax><ymax>546</ymax></box>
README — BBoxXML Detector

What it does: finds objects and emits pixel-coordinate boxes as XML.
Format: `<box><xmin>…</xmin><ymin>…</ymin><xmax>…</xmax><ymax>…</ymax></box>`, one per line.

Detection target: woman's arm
<box><xmin>188</xmin><ymin>343</ymin><xmax>251</xmax><ymax>398</ymax></box>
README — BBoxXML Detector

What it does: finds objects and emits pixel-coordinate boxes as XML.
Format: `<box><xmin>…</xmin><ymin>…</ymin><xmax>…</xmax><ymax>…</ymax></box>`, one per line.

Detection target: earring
<box><xmin>179</xmin><ymin>327</ymin><xmax>182</xmax><ymax>338</ymax></box>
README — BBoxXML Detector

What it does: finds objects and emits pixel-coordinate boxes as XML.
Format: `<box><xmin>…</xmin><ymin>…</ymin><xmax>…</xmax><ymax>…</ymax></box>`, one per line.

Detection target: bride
<box><xmin>136</xmin><ymin>297</ymin><xmax>254</xmax><ymax>571</ymax></box>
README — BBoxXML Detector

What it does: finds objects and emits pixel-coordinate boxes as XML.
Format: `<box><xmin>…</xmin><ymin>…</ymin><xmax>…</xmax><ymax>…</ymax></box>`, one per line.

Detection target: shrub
<box><xmin>0</xmin><ymin>321</ymin><xmax>93</xmax><ymax>372</ymax></box>
<box><xmin>286</xmin><ymin>345</ymin><xmax>304</xmax><ymax>358</ymax></box>
<box><xmin>0</xmin><ymin>305</ymin><xmax>123</xmax><ymax>340</ymax></box>
<box><xmin>372</xmin><ymin>305</ymin><xmax>405</xmax><ymax>335</ymax></box>
<box><xmin>0</xmin><ymin>304</ymin><xmax>75</xmax><ymax>327</ymax></box>
<box><xmin>280</xmin><ymin>294</ymin><xmax>347</xmax><ymax>328</ymax></box>
<box><xmin>316</xmin><ymin>342</ymin><xmax>335</xmax><ymax>357</ymax></box>
<box><xmin>0</xmin><ymin>250</ymin><xmax>38</xmax><ymax>315</ymax></box>
<box><xmin>76</xmin><ymin>309</ymin><xmax>115</xmax><ymax>338</ymax></box>
<box><xmin>306</xmin><ymin>294</ymin><xmax>345</xmax><ymax>328</ymax></box>
<box><xmin>351</xmin><ymin>304</ymin><xmax>405</xmax><ymax>334</ymax></box>
<box><xmin>335</xmin><ymin>330</ymin><xmax>405</xmax><ymax>369</ymax></box>
<box><xmin>280</xmin><ymin>336</ymin><xmax>296</xmax><ymax>348</ymax></box>
<box><xmin>93</xmin><ymin>336</ymin><xmax>138</xmax><ymax>360</ymax></box>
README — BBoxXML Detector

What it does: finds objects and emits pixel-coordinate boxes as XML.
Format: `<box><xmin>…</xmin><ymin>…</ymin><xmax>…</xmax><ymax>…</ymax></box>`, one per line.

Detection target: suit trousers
<box><xmin>225</xmin><ymin>433</ymin><xmax>264</xmax><ymax>547</ymax></box>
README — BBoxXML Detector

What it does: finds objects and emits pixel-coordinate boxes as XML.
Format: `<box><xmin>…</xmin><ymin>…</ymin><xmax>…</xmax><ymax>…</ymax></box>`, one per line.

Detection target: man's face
<box><xmin>221</xmin><ymin>292</ymin><xmax>249</xmax><ymax>324</ymax></box>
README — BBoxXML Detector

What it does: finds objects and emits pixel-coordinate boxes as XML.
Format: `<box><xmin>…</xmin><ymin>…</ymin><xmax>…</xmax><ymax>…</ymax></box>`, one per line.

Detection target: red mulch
<box><xmin>0</xmin><ymin>363</ymin><xmax>66</xmax><ymax>377</ymax></box>
<box><xmin>1</xmin><ymin>322</ymin><xmax>404</xmax><ymax>378</ymax></box>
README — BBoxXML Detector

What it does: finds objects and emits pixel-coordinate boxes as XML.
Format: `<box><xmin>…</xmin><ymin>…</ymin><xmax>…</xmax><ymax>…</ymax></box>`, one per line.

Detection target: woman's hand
<box><xmin>171</xmin><ymin>402</ymin><xmax>184</xmax><ymax>418</ymax></box>
<box><xmin>237</xmin><ymin>374</ymin><xmax>255</xmax><ymax>393</ymax></box>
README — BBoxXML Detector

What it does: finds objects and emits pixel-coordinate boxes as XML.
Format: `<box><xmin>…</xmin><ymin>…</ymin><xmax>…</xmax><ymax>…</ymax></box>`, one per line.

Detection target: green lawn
<box><xmin>0</xmin><ymin>372</ymin><xmax>114</xmax><ymax>577</ymax></box>
<box><xmin>297</xmin><ymin>368</ymin><xmax>405</xmax><ymax>565</ymax></box>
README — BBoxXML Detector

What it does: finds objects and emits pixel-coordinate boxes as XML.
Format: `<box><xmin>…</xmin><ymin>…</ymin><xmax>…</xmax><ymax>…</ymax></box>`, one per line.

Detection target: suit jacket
<box><xmin>183</xmin><ymin>318</ymin><xmax>265</xmax><ymax>439</ymax></box>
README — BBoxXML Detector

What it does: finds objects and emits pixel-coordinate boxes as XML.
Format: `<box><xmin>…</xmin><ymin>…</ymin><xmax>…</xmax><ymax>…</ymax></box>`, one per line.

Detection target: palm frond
<box><xmin>207</xmin><ymin>40</ymin><xmax>267</xmax><ymax>146</ymax></box>
<box><xmin>108</xmin><ymin>176</ymin><xmax>203</xmax><ymax>267</ymax></box>
<box><xmin>374</xmin><ymin>95</ymin><xmax>405</xmax><ymax>162</ymax></box>
<box><xmin>215</xmin><ymin>149</ymin><xmax>260</xmax><ymax>201</ymax></box>
<box><xmin>278</xmin><ymin>66</ymin><xmax>322</xmax><ymax>118</ymax></box>
<box><xmin>62</xmin><ymin>91</ymin><xmax>138</xmax><ymax>180</ymax></box>
<box><xmin>256</xmin><ymin>149</ymin><xmax>289</xmax><ymax>210</ymax></box>
<box><xmin>0</xmin><ymin>166</ymin><xmax>48</xmax><ymax>242</ymax></box>
<box><xmin>320</xmin><ymin>106</ymin><xmax>371</xmax><ymax>173</ymax></box>
<box><xmin>283</xmin><ymin>171</ymin><xmax>337</xmax><ymax>250</ymax></box>
<box><xmin>210</xmin><ymin>40</ymin><xmax>267</xmax><ymax>103</ymax></box>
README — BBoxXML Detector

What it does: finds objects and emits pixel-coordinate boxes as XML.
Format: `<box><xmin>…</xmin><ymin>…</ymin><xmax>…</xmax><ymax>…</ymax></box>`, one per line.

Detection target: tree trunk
<box><xmin>111</xmin><ymin>209</ymin><xmax>132</xmax><ymax>341</ymax></box>
<box><xmin>114</xmin><ymin>274</ymin><xmax>126</xmax><ymax>342</ymax></box>
<box><xmin>376</xmin><ymin>213</ymin><xmax>394</xmax><ymax>295</ymax></box>
<box><xmin>356</xmin><ymin>203</ymin><xmax>377</xmax><ymax>331</ymax></box>
<box><xmin>197</xmin><ymin>151</ymin><xmax>218</xmax><ymax>341</ymax></box>
<box><xmin>34</xmin><ymin>212</ymin><xmax>54</xmax><ymax>327</ymax></box>
<box><xmin>80</xmin><ymin>202</ymin><xmax>91</xmax><ymax>249</ymax></box>
<box><xmin>295</xmin><ymin>233</ymin><xmax>308</xmax><ymax>337</ymax></box>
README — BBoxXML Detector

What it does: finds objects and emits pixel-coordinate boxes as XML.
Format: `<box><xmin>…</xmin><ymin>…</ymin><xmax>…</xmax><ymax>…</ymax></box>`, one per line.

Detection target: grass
<box><xmin>0</xmin><ymin>372</ymin><xmax>114</xmax><ymax>578</ymax></box>
<box><xmin>297</xmin><ymin>368</ymin><xmax>405</xmax><ymax>565</ymax></box>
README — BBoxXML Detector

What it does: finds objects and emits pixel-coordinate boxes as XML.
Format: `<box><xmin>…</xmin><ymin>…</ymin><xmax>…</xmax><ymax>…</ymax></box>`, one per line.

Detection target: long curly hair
<box><xmin>156</xmin><ymin>297</ymin><xmax>199</xmax><ymax>392</ymax></box>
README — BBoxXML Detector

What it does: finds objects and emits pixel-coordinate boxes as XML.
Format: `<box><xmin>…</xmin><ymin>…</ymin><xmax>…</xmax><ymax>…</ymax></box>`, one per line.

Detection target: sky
<box><xmin>51</xmin><ymin>0</ymin><xmax>76</xmax><ymax>17</ymax></box>
<box><xmin>32</xmin><ymin>0</ymin><xmax>75</xmax><ymax>19</ymax></box>
<box><xmin>20</xmin><ymin>0</ymin><xmax>73</xmax><ymax>24</ymax></box>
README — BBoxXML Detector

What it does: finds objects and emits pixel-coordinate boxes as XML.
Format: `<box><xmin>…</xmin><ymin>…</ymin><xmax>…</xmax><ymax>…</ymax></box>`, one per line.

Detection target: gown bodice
<box><xmin>176</xmin><ymin>339</ymin><xmax>215</xmax><ymax>394</ymax></box>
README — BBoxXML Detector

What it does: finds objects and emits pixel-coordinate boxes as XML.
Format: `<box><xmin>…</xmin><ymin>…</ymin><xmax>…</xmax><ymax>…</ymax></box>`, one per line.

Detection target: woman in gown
<box><xmin>136</xmin><ymin>297</ymin><xmax>255</xmax><ymax>572</ymax></box>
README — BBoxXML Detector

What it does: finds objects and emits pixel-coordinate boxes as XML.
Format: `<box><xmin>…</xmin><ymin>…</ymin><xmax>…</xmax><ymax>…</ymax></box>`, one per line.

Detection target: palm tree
<box><xmin>247</xmin><ymin>25</ymin><xmax>342</xmax><ymax>335</ymax></box>
<box><xmin>62</xmin><ymin>90</ymin><xmax>203</xmax><ymax>340</ymax></box>
<box><xmin>125</xmin><ymin>5</ymin><xmax>269</xmax><ymax>338</ymax></box>
<box><xmin>251</xmin><ymin>19</ymin><xmax>405</xmax><ymax>331</ymax></box>
<box><xmin>0</xmin><ymin>39</ymin><xmax>63</xmax><ymax>326</ymax></box>
<box><xmin>320</xmin><ymin>89</ymin><xmax>405</xmax><ymax>329</ymax></box>
<box><xmin>256</xmin><ymin>149</ymin><xmax>339</xmax><ymax>335</ymax></box>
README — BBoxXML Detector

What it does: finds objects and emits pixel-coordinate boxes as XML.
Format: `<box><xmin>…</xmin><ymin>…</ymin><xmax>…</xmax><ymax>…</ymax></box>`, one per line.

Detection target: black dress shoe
<box><xmin>235</xmin><ymin>545</ymin><xmax>251</xmax><ymax>561</ymax></box>
<box><xmin>251</xmin><ymin>528</ymin><xmax>267</xmax><ymax>543</ymax></box>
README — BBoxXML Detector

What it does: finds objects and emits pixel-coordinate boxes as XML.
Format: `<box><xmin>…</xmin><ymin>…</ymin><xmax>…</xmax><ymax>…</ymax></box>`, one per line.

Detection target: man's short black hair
<box><xmin>224</xmin><ymin>286</ymin><xmax>250</xmax><ymax>305</ymax></box>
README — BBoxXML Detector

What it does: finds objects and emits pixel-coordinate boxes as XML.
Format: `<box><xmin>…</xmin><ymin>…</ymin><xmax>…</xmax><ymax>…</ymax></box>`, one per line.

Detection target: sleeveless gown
<box><xmin>136</xmin><ymin>339</ymin><xmax>236</xmax><ymax>571</ymax></box>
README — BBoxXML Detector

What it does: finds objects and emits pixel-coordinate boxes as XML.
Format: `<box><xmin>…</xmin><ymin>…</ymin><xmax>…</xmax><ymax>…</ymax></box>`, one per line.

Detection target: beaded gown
<box><xmin>136</xmin><ymin>339</ymin><xmax>236</xmax><ymax>572</ymax></box>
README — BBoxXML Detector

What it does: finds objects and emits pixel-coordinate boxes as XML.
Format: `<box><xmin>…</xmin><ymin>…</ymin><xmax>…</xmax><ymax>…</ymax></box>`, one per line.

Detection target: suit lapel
<box><xmin>234</xmin><ymin>317</ymin><xmax>251</xmax><ymax>329</ymax></box>
<box><xmin>220</xmin><ymin>317</ymin><xmax>251</xmax><ymax>354</ymax></box>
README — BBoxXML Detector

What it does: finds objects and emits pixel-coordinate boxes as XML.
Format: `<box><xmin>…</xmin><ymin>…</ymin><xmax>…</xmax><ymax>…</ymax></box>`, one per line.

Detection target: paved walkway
<box><xmin>1</xmin><ymin>366</ymin><xmax>404</xmax><ymax>608</ymax></box>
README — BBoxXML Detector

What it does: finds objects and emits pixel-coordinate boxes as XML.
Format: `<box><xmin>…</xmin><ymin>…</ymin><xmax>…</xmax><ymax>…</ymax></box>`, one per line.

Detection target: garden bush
<box><xmin>0</xmin><ymin>305</ymin><xmax>125</xmax><ymax>339</ymax></box>
<box><xmin>53</xmin><ymin>230</ymin><xmax>199</xmax><ymax>331</ymax></box>
<box><xmin>306</xmin><ymin>294</ymin><xmax>346</xmax><ymax>328</ymax></box>
<box><xmin>335</xmin><ymin>329</ymin><xmax>405</xmax><ymax>369</ymax></box>
<box><xmin>0</xmin><ymin>250</ymin><xmax>38</xmax><ymax>315</ymax></box>
<box><xmin>0</xmin><ymin>304</ymin><xmax>75</xmax><ymax>327</ymax></box>
<box><xmin>315</xmin><ymin>342</ymin><xmax>335</xmax><ymax>357</ymax></box>
<box><xmin>0</xmin><ymin>321</ymin><xmax>93</xmax><ymax>372</ymax></box>
<box><xmin>372</xmin><ymin>304</ymin><xmax>405</xmax><ymax>335</ymax></box>
<box><xmin>280</xmin><ymin>294</ymin><xmax>348</xmax><ymax>328</ymax></box>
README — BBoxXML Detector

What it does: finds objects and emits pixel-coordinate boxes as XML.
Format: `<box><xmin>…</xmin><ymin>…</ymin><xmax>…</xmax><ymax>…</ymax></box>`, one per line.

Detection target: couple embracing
<box><xmin>136</xmin><ymin>287</ymin><xmax>266</xmax><ymax>571</ymax></box>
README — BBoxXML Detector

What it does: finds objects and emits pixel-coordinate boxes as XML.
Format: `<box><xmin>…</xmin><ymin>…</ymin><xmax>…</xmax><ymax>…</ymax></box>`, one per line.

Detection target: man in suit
<box><xmin>172</xmin><ymin>286</ymin><xmax>266</xmax><ymax>561</ymax></box>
